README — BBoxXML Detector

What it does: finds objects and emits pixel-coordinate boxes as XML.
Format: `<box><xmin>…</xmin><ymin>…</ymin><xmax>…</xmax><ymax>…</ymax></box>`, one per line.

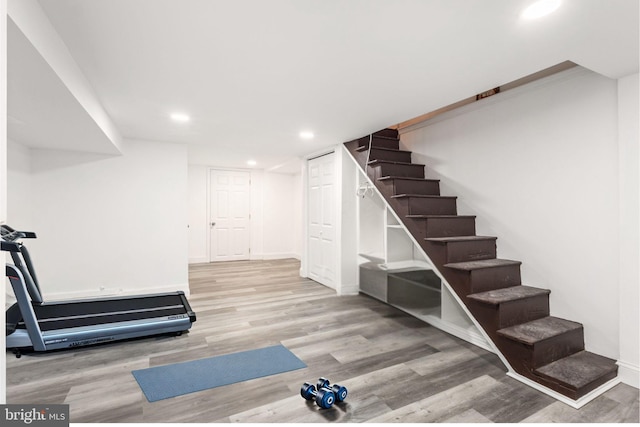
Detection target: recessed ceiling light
<box><xmin>299</xmin><ymin>131</ymin><xmax>314</xmax><ymax>140</ymax></box>
<box><xmin>521</xmin><ymin>0</ymin><xmax>561</xmax><ymax>20</ymax></box>
<box><xmin>247</xmin><ymin>160</ymin><xmax>257</xmax><ymax>166</ymax></box>
<box><xmin>170</xmin><ymin>112</ymin><xmax>190</xmax><ymax>123</ymax></box>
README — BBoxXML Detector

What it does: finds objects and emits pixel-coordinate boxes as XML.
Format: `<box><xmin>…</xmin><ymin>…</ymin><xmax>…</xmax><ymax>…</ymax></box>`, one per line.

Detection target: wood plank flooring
<box><xmin>6</xmin><ymin>259</ymin><xmax>639</xmax><ymax>423</ymax></box>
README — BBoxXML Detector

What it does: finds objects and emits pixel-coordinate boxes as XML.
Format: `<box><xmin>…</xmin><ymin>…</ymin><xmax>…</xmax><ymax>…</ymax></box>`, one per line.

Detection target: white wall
<box><xmin>401</xmin><ymin>67</ymin><xmax>624</xmax><ymax>363</ymax></box>
<box><xmin>1</xmin><ymin>0</ymin><xmax>7</xmax><ymax>404</ymax></box>
<box><xmin>262</xmin><ymin>171</ymin><xmax>297</xmax><ymax>259</ymax></box>
<box><xmin>6</xmin><ymin>139</ymin><xmax>32</xmax><ymax>229</ymax></box>
<box><xmin>5</xmin><ymin>140</ymin><xmax>31</xmax><ymax>306</ymax></box>
<box><xmin>7</xmin><ymin>138</ymin><xmax>189</xmax><ymax>299</ymax></box>
<box><xmin>292</xmin><ymin>173</ymin><xmax>303</xmax><ymax>258</ymax></box>
<box><xmin>188</xmin><ymin>165</ymin><xmax>208</xmax><ymax>263</ymax></box>
<box><xmin>249</xmin><ymin>170</ymin><xmax>264</xmax><ymax>259</ymax></box>
<box><xmin>187</xmin><ymin>165</ymin><xmax>302</xmax><ymax>263</ymax></box>
<box><xmin>617</xmin><ymin>72</ymin><xmax>640</xmax><ymax>388</ymax></box>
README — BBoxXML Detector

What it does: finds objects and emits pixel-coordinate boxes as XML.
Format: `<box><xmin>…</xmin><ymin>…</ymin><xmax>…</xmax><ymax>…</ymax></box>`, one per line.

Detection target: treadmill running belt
<box><xmin>33</xmin><ymin>306</ymin><xmax>189</xmax><ymax>331</ymax></box>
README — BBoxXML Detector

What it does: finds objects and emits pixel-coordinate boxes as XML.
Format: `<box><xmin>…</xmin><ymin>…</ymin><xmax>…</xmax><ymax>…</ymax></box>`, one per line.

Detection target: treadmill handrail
<box><xmin>2</xmin><ymin>225</ymin><xmax>43</xmax><ymax>302</ymax></box>
<box><xmin>1</xmin><ymin>241</ymin><xmax>20</xmax><ymax>252</ymax></box>
<box><xmin>0</xmin><ymin>224</ymin><xmax>37</xmax><ymax>240</ymax></box>
<box><xmin>6</xmin><ymin>264</ymin><xmax>46</xmax><ymax>351</ymax></box>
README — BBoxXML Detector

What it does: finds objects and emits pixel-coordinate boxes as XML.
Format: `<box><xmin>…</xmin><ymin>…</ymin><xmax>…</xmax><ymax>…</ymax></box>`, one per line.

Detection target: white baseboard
<box><xmin>195</xmin><ymin>254</ymin><xmax>300</xmax><ymax>262</ymax></box>
<box><xmin>507</xmin><ymin>371</ymin><xmax>621</xmax><ymax>409</ymax></box>
<box><xmin>617</xmin><ymin>360</ymin><xmax>640</xmax><ymax>389</ymax></box>
<box><xmin>249</xmin><ymin>252</ymin><xmax>300</xmax><ymax>261</ymax></box>
<box><xmin>261</xmin><ymin>252</ymin><xmax>299</xmax><ymax>260</ymax></box>
<box><xmin>43</xmin><ymin>282</ymin><xmax>191</xmax><ymax>301</ymax></box>
<box><xmin>338</xmin><ymin>283</ymin><xmax>360</xmax><ymax>296</ymax></box>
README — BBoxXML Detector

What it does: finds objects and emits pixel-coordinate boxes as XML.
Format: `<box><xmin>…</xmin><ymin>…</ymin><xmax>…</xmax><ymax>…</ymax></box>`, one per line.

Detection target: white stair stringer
<box><xmin>342</xmin><ymin>143</ymin><xmax>608</xmax><ymax>409</ymax></box>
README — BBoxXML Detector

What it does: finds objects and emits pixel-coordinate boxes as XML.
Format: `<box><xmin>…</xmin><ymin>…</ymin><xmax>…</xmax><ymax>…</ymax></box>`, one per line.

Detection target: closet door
<box><xmin>307</xmin><ymin>152</ymin><xmax>336</xmax><ymax>288</ymax></box>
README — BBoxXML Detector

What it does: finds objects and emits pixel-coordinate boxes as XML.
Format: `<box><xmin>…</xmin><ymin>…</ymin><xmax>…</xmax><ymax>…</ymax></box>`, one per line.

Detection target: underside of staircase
<box><xmin>344</xmin><ymin>128</ymin><xmax>618</xmax><ymax>403</ymax></box>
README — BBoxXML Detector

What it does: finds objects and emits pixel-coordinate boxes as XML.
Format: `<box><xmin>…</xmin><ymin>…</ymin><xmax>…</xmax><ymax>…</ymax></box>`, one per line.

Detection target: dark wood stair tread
<box><xmin>368</xmin><ymin>159</ymin><xmax>424</xmax><ymax>167</ymax></box>
<box><xmin>378</xmin><ymin>176</ymin><xmax>440</xmax><ymax>183</ymax></box>
<box><xmin>343</xmin><ymin>132</ymin><xmax>615</xmax><ymax>402</ymax></box>
<box><xmin>444</xmin><ymin>258</ymin><xmax>521</xmax><ymax>271</ymax></box>
<box><xmin>534</xmin><ymin>351</ymin><xmax>618</xmax><ymax>391</ymax></box>
<box><xmin>373</xmin><ymin>128</ymin><xmax>399</xmax><ymax>137</ymax></box>
<box><xmin>391</xmin><ymin>194</ymin><xmax>456</xmax><ymax>200</ymax></box>
<box><xmin>497</xmin><ymin>316</ymin><xmax>582</xmax><ymax>346</ymax></box>
<box><xmin>356</xmin><ymin>145</ymin><xmax>410</xmax><ymax>154</ymax></box>
<box><xmin>426</xmin><ymin>235</ymin><xmax>496</xmax><ymax>243</ymax></box>
<box><xmin>468</xmin><ymin>285</ymin><xmax>550</xmax><ymax>305</ymax></box>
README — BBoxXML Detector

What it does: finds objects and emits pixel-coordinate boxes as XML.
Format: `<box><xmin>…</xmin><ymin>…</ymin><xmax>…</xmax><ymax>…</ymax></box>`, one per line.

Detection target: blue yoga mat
<box><xmin>132</xmin><ymin>344</ymin><xmax>306</xmax><ymax>402</ymax></box>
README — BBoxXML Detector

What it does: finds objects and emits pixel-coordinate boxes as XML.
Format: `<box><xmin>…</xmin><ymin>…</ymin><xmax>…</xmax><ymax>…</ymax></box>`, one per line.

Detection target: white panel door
<box><xmin>307</xmin><ymin>152</ymin><xmax>336</xmax><ymax>288</ymax></box>
<box><xmin>209</xmin><ymin>169</ymin><xmax>251</xmax><ymax>262</ymax></box>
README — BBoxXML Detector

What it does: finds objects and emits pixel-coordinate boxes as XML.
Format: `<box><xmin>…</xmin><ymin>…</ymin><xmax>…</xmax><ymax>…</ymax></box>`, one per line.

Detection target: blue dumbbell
<box><xmin>316</xmin><ymin>377</ymin><xmax>348</xmax><ymax>402</ymax></box>
<box><xmin>300</xmin><ymin>382</ymin><xmax>335</xmax><ymax>409</ymax></box>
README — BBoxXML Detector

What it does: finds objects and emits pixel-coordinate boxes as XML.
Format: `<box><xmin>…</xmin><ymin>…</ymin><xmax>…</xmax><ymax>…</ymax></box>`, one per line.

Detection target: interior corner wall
<box><xmin>6</xmin><ymin>140</ymin><xmax>32</xmax><ymax>230</ymax></box>
<box><xmin>188</xmin><ymin>164</ymin><xmax>208</xmax><ymax>264</ymax></box>
<box><xmin>400</xmin><ymin>67</ymin><xmax>621</xmax><ymax>363</ymax></box>
<box><xmin>291</xmin><ymin>172</ymin><xmax>303</xmax><ymax>259</ymax></box>
<box><xmin>5</xmin><ymin>140</ymin><xmax>31</xmax><ymax>309</ymax></box>
<box><xmin>338</xmin><ymin>145</ymin><xmax>358</xmax><ymax>295</ymax></box>
<box><xmin>261</xmin><ymin>172</ymin><xmax>297</xmax><ymax>259</ymax></box>
<box><xmin>20</xmin><ymin>139</ymin><xmax>189</xmax><ymax>299</ymax></box>
<box><xmin>617</xmin><ymin>72</ymin><xmax>640</xmax><ymax>388</ymax></box>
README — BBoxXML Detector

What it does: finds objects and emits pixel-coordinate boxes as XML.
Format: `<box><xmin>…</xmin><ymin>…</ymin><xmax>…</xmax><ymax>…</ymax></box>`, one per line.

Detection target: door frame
<box><xmin>207</xmin><ymin>167</ymin><xmax>253</xmax><ymax>263</ymax></box>
<box><xmin>301</xmin><ymin>147</ymin><xmax>343</xmax><ymax>289</ymax></box>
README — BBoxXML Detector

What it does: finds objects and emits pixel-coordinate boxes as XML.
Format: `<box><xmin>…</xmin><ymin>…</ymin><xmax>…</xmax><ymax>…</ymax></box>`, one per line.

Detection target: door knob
<box><xmin>210</xmin><ymin>222</ymin><xmax>216</xmax><ymax>227</ymax></box>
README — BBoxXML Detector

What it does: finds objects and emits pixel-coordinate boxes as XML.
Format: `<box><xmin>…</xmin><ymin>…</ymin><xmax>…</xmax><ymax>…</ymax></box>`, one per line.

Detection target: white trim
<box><xmin>354</xmin><ymin>164</ymin><xmax>360</xmax><ymax>266</ymax></box>
<box><xmin>342</xmin><ymin>142</ymin><xmax>624</xmax><ymax>406</ymax></box>
<box><xmin>43</xmin><ymin>282</ymin><xmax>191</xmax><ymax>301</ymax></box>
<box><xmin>300</xmin><ymin>159</ymin><xmax>309</xmax><ymax>278</ymax></box>
<box><xmin>260</xmin><ymin>252</ymin><xmax>300</xmax><ymax>260</ymax></box>
<box><xmin>305</xmin><ymin>147</ymin><xmax>336</xmax><ymax>162</ymax></box>
<box><xmin>617</xmin><ymin>360</ymin><xmax>640</xmax><ymax>389</ymax></box>
<box><xmin>303</xmin><ymin>148</ymin><xmax>338</xmax><ymax>289</ymax></box>
<box><xmin>189</xmin><ymin>257</ymin><xmax>208</xmax><ymax>264</ymax></box>
<box><xmin>506</xmin><ymin>372</ymin><xmax>621</xmax><ymax>409</ymax></box>
<box><xmin>335</xmin><ymin>148</ymin><xmax>343</xmax><ymax>291</ymax></box>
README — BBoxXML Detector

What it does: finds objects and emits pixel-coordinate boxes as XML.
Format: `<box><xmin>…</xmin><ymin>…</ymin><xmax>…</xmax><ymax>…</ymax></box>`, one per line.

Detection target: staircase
<box><xmin>344</xmin><ymin>128</ymin><xmax>618</xmax><ymax>403</ymax></box>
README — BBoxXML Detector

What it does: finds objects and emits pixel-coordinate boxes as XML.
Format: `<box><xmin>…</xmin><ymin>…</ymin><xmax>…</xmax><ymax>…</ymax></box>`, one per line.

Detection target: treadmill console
<box><xmin>1</xmin><ymin>224</ymin><xmax>36</xmax><ymax>241</ymax></box>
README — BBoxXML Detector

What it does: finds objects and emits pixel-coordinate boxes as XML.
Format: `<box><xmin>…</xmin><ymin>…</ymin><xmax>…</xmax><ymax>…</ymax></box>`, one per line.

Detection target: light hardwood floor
<box><xmin>6</xmin><ymin>259</ymin><xmax>639</xmax><ymax>423</ymax></box>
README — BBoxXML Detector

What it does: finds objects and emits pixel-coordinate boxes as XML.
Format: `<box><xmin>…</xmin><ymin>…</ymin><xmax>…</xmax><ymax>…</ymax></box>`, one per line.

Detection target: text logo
<box><xmin>2</xmin><ymin>405</ymin><xmax>69</xmax><ymax>427</ymax></box>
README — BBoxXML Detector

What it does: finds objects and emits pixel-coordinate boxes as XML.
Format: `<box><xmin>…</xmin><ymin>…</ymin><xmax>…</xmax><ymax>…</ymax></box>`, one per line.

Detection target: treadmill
<box><xmin>2</xmin><ymin>224</ymin><xmax>196</xmax><ymax>357</ymax></box>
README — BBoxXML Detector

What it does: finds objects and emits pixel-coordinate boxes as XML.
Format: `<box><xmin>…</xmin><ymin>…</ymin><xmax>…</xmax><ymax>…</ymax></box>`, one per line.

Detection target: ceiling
<box><xmin>9</xmin><ymin>0</ymin><xmax>640</xmax><ymax>172</ymax></box>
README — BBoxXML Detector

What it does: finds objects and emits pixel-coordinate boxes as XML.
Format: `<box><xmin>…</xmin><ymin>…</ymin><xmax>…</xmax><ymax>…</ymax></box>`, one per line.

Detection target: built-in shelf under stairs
<box><xmin>344</xmin><ymin>128</ymin><xmax>618</xmax><ymax>403</ymax></box>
